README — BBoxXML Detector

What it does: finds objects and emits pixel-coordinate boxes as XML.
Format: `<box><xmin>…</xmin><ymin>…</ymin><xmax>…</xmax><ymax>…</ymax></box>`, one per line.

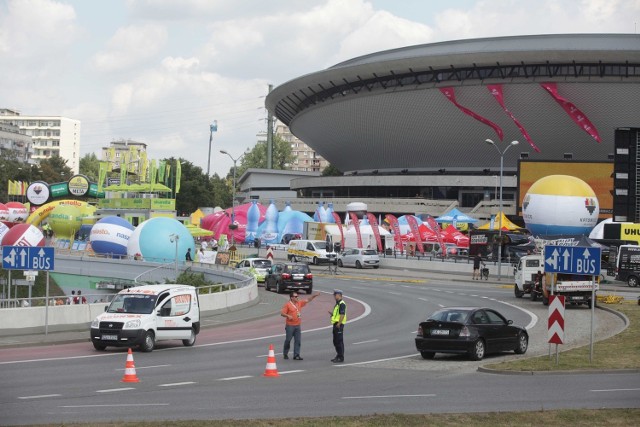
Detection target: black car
<box><xmin>265</xmin><ymin>262</ymin><xmax>313</xmax><ymax>294</ymax></box>
<box><xmin>415</xmin><ymin>307</ymin><xmax>528</xmax><ymax>360</ymax></box>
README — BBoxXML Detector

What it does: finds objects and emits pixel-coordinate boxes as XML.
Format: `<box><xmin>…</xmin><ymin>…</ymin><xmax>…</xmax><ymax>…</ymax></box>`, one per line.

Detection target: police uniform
<box><xmin>331</xmin><ymin>290</ymin><xmax>347</xmax><ymax>363</ymax></box>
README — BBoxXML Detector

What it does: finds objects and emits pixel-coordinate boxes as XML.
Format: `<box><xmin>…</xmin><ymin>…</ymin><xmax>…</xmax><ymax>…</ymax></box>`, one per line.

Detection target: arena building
<box><xmin>264</xmin><ymin>34</ymin><xmax>640</xmax><ymax>219</ymax></box>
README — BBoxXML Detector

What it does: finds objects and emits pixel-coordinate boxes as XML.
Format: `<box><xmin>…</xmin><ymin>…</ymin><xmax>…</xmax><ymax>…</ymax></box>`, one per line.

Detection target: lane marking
<box><xmin>61</xmin><ymin>403</ymin><xmax>168</xmax><ymax>408</ymax></box>
<box><xmin>18</xmin><ymin>394</ymin><xmax>61</xmax><ymax>399</ymax></box>
<box><xmin>437</xmin><ymin>304</ymin><xmax>445</xmax><ymax>308</ymax></box>
<box><xmin>278</xmin><ymin>370</ymin><xmax>305</xmax><ymax>374</ymax></box>
<box><xmin>96</xmin><ymin>388</ymin><xmax>136</xmax><ymax>393</ymax></box>
<box><xmin>591</xmin><ymin>388</ymin><xmax>640</xmax><ymax>392</ymax></box>
<box><xmin>388</xmin><ymin>291</ymin><xmax>401</xmax><ymax>295</ymax></box>
<box><xmin>116</xmin><ymin>364</ymin><xmax>170</xmax><ymax>371</ymax></box>
<box><xmin>335</xmin><ymin>353</ymin><xmax>416</xmax><ymax>366</ymax></box>
<box><xmin>353</xmin><ymin>339</ymin><xmax>378</xmax><ymax>345</ymax></box>
<box><xmin>343</xmin><ymin>394</ymin><xmax>436</xmax><ymax>399</ymax></box>
<box><xmin>158</xmin><ymin>382</ymin><xmax>196</xmax><ymax>387</ymax></box>
<box><xmin>218</xmin><ymin>375</ymin><xmax>252</xmax><ymax>381</ymax></box>
<box><xmin>418</xmin><ymin>297</ymin><xmax>429</xmax><ymax>302</ymax></box>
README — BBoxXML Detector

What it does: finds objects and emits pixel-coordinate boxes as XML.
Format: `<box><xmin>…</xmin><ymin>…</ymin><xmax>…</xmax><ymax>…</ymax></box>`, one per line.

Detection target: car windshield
<box><xmin>428</xmin><ymin>309</ymin><xmax>469</xmax><ymax>323</ymax></box>
<box><xmin>108</xmin><ymin>294</ymin><xmax>157</xmax><ymax>314</ymax></box>
<box><xmin>362</xmin><ymin>249</ymin><xmax>377</xmax><ymax>255</ymax></box>
<box><xmin>286</xmin><ymin>265</ymin><xmax>309</xmax><ymax>274</ymax></box>
<box><xmin>253</xmin><ymin>260</ymin><xmax>271</xmax><ymax>268</ymax></box>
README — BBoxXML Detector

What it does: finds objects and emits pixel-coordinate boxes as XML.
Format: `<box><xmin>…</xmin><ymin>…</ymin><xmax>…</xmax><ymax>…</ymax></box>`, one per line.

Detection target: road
<box><xmin>0</xmin><ymin>269</ymin><xmax>637</xmax><ymax>425</ymax></box>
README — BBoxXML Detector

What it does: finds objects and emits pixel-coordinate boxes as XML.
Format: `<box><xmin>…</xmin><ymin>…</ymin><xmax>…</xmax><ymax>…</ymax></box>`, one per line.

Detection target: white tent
<box><xmin>324</xmin><ymin>223</ymin><xmax>393</xmax><ymax>250</ymax></box>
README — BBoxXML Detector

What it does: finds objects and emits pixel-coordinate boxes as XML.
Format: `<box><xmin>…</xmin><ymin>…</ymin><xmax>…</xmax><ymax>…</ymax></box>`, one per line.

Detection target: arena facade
<box><xmin>264</xmin><ymin>34</ymin><xmax>640</xmax><ymax>218</ymax></box>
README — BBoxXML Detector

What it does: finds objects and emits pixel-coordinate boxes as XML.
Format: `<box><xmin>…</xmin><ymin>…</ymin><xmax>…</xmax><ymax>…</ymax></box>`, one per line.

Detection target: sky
<box><xmin>1</xmin><ymin>0</ymin><xmax>638</xmax><ymax>177</ymax></box>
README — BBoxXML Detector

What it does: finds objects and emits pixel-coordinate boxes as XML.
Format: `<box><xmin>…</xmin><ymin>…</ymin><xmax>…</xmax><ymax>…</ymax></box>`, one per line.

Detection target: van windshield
<box><xmin>108</xmin><ymin>294</ymin><xmax>157</xmax><ymax>314</ymax></box>
<box><xmin>312</xmin><ymin>242</ymin><xmax>327</xmax><ymax>250</ymax></box>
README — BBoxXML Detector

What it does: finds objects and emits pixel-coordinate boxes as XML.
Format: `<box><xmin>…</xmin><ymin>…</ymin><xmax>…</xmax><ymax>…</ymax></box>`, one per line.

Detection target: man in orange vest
<box><xmin>281</xmin><ymin>291</ymin><xmax>319</xmax><ymax>360</ymax></box>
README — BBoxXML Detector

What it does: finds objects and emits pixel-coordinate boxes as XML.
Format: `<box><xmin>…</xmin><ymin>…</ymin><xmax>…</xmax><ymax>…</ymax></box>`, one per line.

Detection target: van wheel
<box><xmin>182</xmin><ymin>329</ymin><xmax>197</xmax><ymax>347</ymax></box>
<box><xmin>514</xmin><ymin>285</ymin><xmax>524</xmax><ymax>298</ymax></box>
<box><xmin>530</xmin><ymin>289</ymin><xmax>538</xmax><ymax>302</ymax></box>
<box><xmin>291</xmin><ymin>256</ymin><xmax>297</xmax><ymax>262</ymax></box>
<box><xmin>312</xmin><ymin>256</ymin><xmax>318</xmax><ymax>265</ymax></box>
<box><xmin>140</xmin><ymin>331</ymin><xmax>155</xmax><ymax>352</ymax></box>
<box><xmin>628</xmin><ymin>276</ymin><xmax>639</xmax><ymax>287</ymax></box>
<box><xmin>92</xmin><ymin>342</ymin><xmax>106</xmax><ymax>351</ymax></box>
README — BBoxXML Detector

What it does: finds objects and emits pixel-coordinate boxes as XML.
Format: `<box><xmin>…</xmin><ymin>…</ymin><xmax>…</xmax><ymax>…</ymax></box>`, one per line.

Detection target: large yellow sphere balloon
<box><xmin>48</xmin><ymin>205</ymin><xmax>83</xmax><ymax>239</ymax></box>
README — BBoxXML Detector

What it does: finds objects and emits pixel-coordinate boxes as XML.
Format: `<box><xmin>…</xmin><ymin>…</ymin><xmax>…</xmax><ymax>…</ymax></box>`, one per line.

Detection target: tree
<box><xmin>235</xmin><ymin>134</ymin><xmax>294</xmax><ymax>177</ymax></box>
<box><xmin>322</xmin><ymin>163</ymin><xmax>343</xmax><ymax>176</ymax></box>
<box><xmin>79</xmin><ymin>153</ymin><xmax>101</xmax><ymax>182</ymax></box>
<box><xmin>39</xmin><ymin>155</ymin><xmax>73</xmax><ymax>183</ymax></box>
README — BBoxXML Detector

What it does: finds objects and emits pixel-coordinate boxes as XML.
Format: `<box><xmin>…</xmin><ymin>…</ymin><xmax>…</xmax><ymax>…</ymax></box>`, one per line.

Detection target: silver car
<box><xmin>337</xmin><ymin>248</ymin><xmax>380</xmax><ymax>269</ymax></box>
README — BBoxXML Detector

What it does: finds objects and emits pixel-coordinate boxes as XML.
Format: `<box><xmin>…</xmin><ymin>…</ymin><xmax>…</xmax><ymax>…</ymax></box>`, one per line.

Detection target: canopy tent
<box><xmin>441</xmin><ymin>224</ymin><xmax>470</xmax><ymax>248</ymax></box>
<box><xmin>477</xmin><ymin>212</ymin><xmax>523</xmax><ymax>231</ymax></box>
<box><xmin>103</xmin><ymin>183</ymin><xmax>172</xmax><ymax>192</ymax></box>
<box><xmin>435</xmin><ymin>208</ymin><xmax>478</xmax><ymax>224</ymax></box>
<box><xmin>184</xmin><ymin>223</ymin><xmax>214</xmax><ymax>237</ymax></box>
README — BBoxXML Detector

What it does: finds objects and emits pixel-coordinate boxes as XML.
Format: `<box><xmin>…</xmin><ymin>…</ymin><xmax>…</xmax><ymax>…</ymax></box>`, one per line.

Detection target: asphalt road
<box><xmin>0</xmin><ymin>271</ymin><xmax>637</xmax><ymax>425</ymax></box>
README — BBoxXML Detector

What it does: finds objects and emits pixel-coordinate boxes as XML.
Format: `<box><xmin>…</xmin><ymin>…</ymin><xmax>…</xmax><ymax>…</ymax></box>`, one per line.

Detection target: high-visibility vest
<box><xmin>331</xmin><ymin>300</ymin><xmax>347</xmax><ymax>324</ymax></box>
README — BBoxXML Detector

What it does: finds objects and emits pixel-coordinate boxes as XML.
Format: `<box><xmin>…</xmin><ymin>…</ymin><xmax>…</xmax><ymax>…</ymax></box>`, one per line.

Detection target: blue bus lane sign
<box><xmin>2</xmin><ymin>246</ymin><xmax>55</xmax><ymax>271</ymax></box>
<box><xmin>544</xmin><ymin>245</ymin><xmax>601</xmax><ymax>276</ymax></box>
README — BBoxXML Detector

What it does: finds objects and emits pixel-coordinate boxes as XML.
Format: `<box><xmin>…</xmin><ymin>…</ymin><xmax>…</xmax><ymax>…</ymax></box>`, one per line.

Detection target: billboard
<box><xmin>517</xmin><ymin>160</ymin><xmax>613</xmax><ymax>220</ymax></box>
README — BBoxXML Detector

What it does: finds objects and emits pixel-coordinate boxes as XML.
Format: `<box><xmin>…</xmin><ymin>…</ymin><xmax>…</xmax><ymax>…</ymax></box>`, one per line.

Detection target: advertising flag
<box><xmin>349</xmin><ymin>212</ymin><xmax>363</xmax><ymax>248</ymax></box>
<box><xmin>425</xmin><ymin>215</ymin><xmax>446</xmax><ymax>253</ymax></box>
<box><xmin>332</xmin><ymin>212</ymin><xmax>345</xmax><ymax>249</ymax></box>
<box><xmin>175</xmin><ymin>159</ymin><xmax>182</xmax><ymax>194</ymax></box>
<box><xmin>366</xmin><ymin>213</ymin><xmax>383</xmax><ymax>252</ymax></box>
<box><xmin>488</xmin><ymin>84</ymin><xmax>540</xmax><ymax>152</ymax></box>
<box><xmin>385</xmin><ymin>214</ymin><xmax>403</xmax><ymax>254</ymax></box>
<box><xmin>98</xmin><ymin>162</ymin><xmax>108</xmax><ymax>193</ymax></box>
<box><xmin>158</xmin><ymin>160</ymin><xmax>166</xmax><ymax>182</ymax></box>
<box><xmin>540</xmin><ymin>82</ymin><xmax>601</xmax><ymax>142</ymax></box>
<box><xmin>165</xmin><ymin>163</ymin><xmax>171</xmax><ymax>186</ymax></box>
<box><xmin>440</xmin><ymin>87</ymin><xmax>504</xmax><ymax>141</ymax></box>
<box><xmin>406</xmin><ymin>215</ymin><xmax>425</xmax><ymax>254</ymax></box>
<box><xmin>150</xmin><ymin>159</ymin><xmax>157</xmax><ymax>190</ymax></box>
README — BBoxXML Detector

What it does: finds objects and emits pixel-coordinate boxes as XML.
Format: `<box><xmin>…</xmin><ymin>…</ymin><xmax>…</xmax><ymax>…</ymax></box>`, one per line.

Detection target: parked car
<box><xmin>265</xmin><ymin>262</ymin><xmax>313</xmax><ymax>294</ymax></box>
<box><xmin>337</xmin><ymin>248</ymin><xmax>380</xmax><ymax>269</ymax></box>
<box><xmin>414</xmin><ymin>307</ymin><xmax>528</xmax><ymax>360</ymax></box>
<box><xmin>235</xmin><ymin>258</ymin><xmax>272</xmax><ymax>284</ymax></box>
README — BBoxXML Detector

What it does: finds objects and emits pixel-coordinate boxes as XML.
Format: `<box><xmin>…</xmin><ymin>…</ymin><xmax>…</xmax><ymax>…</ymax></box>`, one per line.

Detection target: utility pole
<box><xmin>266</xmin><ymin>84</ymin><xmax>274</xmax><ymax>169</ymax></box>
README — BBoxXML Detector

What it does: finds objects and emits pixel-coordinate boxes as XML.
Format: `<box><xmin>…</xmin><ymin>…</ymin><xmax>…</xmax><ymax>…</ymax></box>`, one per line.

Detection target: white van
<box><xmin>287</xmin><ymin>239</ymin><xmax>336</xmax><ymax>265</ymax></box>
<box><xmin>90</xmin><ymin>284</ymin><xmax>200</xmax><ymax>352</ymax></box>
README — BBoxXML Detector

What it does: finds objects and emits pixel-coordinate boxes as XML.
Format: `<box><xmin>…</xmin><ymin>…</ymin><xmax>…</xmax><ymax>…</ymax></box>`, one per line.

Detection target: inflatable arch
<box><xmin>26</xmin><ymin>199</ymin><xmax>94</xmax><ymax>226</ymax></box>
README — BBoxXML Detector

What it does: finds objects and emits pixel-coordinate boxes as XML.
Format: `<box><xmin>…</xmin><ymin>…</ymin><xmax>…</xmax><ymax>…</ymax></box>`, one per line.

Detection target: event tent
<box><xmin>477</xmin><ymin>212</ymin><xmax>523</xmax><ymax>231</ymax></box>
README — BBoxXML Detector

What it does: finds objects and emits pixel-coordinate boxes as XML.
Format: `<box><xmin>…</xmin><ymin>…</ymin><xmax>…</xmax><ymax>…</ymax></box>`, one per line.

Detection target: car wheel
<box><xmin>356</xmin><ymin>260</ymin><xmax>362</xmax><ymax>269</ymax></box>
<box><xmin>306</xmin><ymin>286</ymin><xmax>313</xmax><ymax>294</ymax></box>
<box><xmin>276</xmin><ymin>281</ymin><xmax>282</xmax><ymax>294</ymax></box>
<box><xmin>373</xmin><ymin>265</ymin><xmax>379</xmax><ymax>269</ymax></box>
<box><xmin>265</xmin><ymin>280</ymin><xmax>270</xmax><ymax>291</ymax></box>
<box><xmin>514</xmin><ymin>332</ymin><xmax>528</xmax><ymax>354</ymax></box>
<box><xmin>469</xmin><ymin>339</ymin><xmax>485</xmax><ymax>361</ymax></box>
<box><xmin>92</xmin><ymin>342</ymin><xmax>107</xmax><ymax>351</ymax></box>
<box><xmin>628</xmin><ymin>276</ymin><xmax>639</xmax><ymax>287</ymax></box>
<box><xmin>420</xmin><ymin>351</ymin><xmax>435</xmax><ymax>359</ymax></box>
<box><xmin>312</xmin><ymin>256</ymin><xmax>318</xmax><ymax>265</ymax></box>
<box><xmin>530</xmin><ymin>289</ymin><xmax>538</xmax><ymax>302</ymax></box>
<box><xmin>514</xmin><ymin>285</ymin><xmax>524</xmax><ymax>298</ymax></box>
<box><xmin>182</xmin><ymin>328</ymin><xmax>197</xmax><ymax>347</ymax></box>
<box><xmin>140</xmin><ymin>330</ymin><xmax>155</xmax><ymax>353</ymax></box>
<box><xmin>337</xmin><ymin>259</ymin><xmax>343</xmax><ymax>267</ymax></box>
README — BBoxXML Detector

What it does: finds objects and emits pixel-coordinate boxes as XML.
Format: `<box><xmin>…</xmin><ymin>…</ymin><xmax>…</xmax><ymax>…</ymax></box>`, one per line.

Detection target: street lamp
<box><xmin>220</xmin><ymin>149</ymin><xmax>245</xmax><ymax>245</ymax></box>
<box><xmin>169</xmin><ymin>233</ymin><xmax>179</xmax><ymax>279</ymax></box>
<box><xmin>207</xmin><ymin>121</ymin><xmax>218</xmax><ymax>177</ymax></box>
<box><xmin>485</xmin><ymin>139</ymin><xmax>519</xmax><ymax>281</ymax></box>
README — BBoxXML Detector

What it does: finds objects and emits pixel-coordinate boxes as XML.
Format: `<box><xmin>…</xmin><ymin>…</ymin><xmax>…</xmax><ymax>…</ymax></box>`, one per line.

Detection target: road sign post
<box><xmin>548</xmin><ymin>295</ymin><xmax>565</xmax><ymax>365</ymax></box>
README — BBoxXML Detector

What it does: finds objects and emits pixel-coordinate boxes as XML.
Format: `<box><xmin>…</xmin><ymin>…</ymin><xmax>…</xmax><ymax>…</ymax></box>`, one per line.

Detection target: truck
<box><xmin>514</xmin><ymin>254</ymin><xmax>598</xmax><ymax>307</ymax></box>
<box><xmin>614</xmin><ymin>244</ymin><xmax>640</xmax><ymax>287</ymax></box>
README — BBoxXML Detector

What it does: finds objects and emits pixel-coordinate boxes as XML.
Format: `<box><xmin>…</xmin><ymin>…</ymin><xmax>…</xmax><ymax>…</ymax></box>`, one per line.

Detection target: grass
<box><xmin>485</xmin><ymin>302</ymin><xmax>640</xmax><ymax>371</ymax></box>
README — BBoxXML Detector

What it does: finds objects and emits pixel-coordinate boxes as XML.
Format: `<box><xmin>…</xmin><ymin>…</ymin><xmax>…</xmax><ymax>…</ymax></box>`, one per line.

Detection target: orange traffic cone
<box><xmin>263</xmin><ymin>344</ymin><xmax>279</xmax><ymax>377</ymax></box>
<box><xmin>121</xmin><ymin>348</ymin><xmax>140</xmax><ymax>383</ymax></box>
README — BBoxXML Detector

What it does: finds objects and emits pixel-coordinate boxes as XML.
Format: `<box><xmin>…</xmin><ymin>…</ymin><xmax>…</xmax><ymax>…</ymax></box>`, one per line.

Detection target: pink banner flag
<box><xmin>385</xmin><ymin>214</ymin><xmax>403</xmax><ymax>254</ymax></box>
<box><xmin>406</xmin><ymin>215</ymin><xmax>425</xmax><ymax>255</ymax></box>
<box><xmin>425</xmin><ymin>215</ymin><xmax>446</xmax><ymax>253</ymax></box>
<box><xmin>487</xmin><ymin>84</ymin><xmax>540</xmax><ymax>152</ymax></box>
<box><xmin>540</xmin><ymin>82</ymin><xmax>601</xmax><ymax>142</ymax></box>
<box><xmin>440</xmin><ymin>87</ymin><xmax>503</xmax><ymax>141</ymax></box>
<box><xmin>332</xmin><ymin>212</ymin><xmax>345</xmax><ymax>249</ymax></box>
<box><xmin>366</xmin><ymin>213</ymin><xmax>383</xmax><ymax>252</ymax></box>
<box><xmin>349</xmin><ymin>212</ymin><xmax>363</xmax><ymax>248</ymax></box>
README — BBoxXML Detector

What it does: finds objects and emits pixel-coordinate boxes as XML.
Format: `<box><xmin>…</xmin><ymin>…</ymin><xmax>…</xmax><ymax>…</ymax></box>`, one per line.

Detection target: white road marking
<box><xmin>335</xmin><ymin>354</ymin><xmax>416</xmax><ymax>366</ymax></box>
<box><xmin>591</xmin><ymin>388</ymin><xmax>640</xmax><ymax>392</ymax></box>
<box><xmin>437</xmin><ymin>304</ymin><xmax>445</xmax><ymax>308</ymax></box>
<box><xmin>96</xmin><ymin>388</ymin><xmax>136</xmax><ymax>393</ymax></box>
<box><xmin>116</xmin><ymin>364</ymin><xmax>170</xmax><ymax>371</ymax></box>
<box><xmin>353</xmin><ymin>339</ymin><xmax>378</xmax><ymax>345</ymax></box>
<box><xmin>158</xmin><ymin>382</ymin><xmax>196</xmax><ymax>387</ymax></box>
<box><xmin>278</xmin><ymin>370</ymin><xmax>305</xmax><ymax>374</ymax></box>
<box><xmin>418</xmin><ymin>297</ymin><xmax>429</xmax><ymax>302</ymax></box>
<box><xmin>343</xmin><ymin>394</ymin><xmax>435</xmax><ymax>399</ymax></box>
<box><xmin>218</xmin><ymin>375</ymin><xmax>253</xmax><ymax>381</ymax></box>
<box><xmin>388</xmin><ymin>291</ymin><xmax>401</xmax><ymax>295</ymax></box>
<box><xmin>61</xmin><ymin>404</ymin><xmax>168</xmax><ymax>408</ymax></box>
<box><xmin>18</xmin><ymin>394</ymin><xmax>61</xmax><ymax>399</ymax></box>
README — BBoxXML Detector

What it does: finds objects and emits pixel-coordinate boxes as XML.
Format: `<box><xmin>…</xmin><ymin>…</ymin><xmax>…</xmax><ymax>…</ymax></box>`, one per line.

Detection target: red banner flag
<box><xmin>332</xmin><ymin>212</ymin><xmax>345</xmax><ymax>249</ymax></box>
<box><xmin>385</xmin><ymin>214</ymin><xmax>403</xmax><ymax>254</ymax></box>
<box><xmin>487</xmin><ymin>84</ymin><xmax>540</xmax><ymax>152</ymax></box>
<box><xmin>440</xmin><ymin>87</ymin><xmax>503</xmax><ymax>141</ymax></box>
<box><xmin>425</xmin><ymin>215</ymin><xmax>446</xmax><ymax>254</ymax></box>
<box><xmin>349</xmin><ymin>212</ymin><xmax>363</xmax><ymax>248</ymax></box>
<box><xmin>406</xmin><ymin>215</ymin><xmax>425</xmax><ymax>254</ymax></box>
<box><xmin>366</xmin><ymin>213</ymin><xmax>383</xmax><ymax>252</ymax></box>
<box><xmin>540</xmin><ymin>82</ymin><xmax>601</xmax><ymax>143</ymax></box>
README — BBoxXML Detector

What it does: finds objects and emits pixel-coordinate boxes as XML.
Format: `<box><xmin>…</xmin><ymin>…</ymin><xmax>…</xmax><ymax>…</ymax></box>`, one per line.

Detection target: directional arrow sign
<box><xmin>2</xmin><ymin>246</ymin><xmax>55</xmax><ymax>271</ymax></box>
<box><xmin>544</xmin><ymin>245</ymin><xmax>601</xmax><ymax>275</ymax></box>
<box><xmin>548</xmin><ymin>295</ymin><xmax>565</xmax><ymax>345</ymax></box>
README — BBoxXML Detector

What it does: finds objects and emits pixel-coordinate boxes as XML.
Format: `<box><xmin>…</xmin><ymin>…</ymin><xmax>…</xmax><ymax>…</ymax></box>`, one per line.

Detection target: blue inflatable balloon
<box><xmin>90</xmin><ymin>216</ymin><xmax>135</xmax><ymax>257</ymax></box>
<box><xmin>127</xmin><ymin>217</ymin><xmax>195</xmax><ymax>263</ymax></box>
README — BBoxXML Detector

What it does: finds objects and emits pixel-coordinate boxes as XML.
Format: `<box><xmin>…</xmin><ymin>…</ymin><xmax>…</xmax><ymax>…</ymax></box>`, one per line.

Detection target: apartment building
<box><xmin>0</xmin><ymin>121</ymin><xmax>33</xmax><ymax>163</ymax></box>
<box><xmin>101</xmin><ymin>139</ymin><xmax>147</xmax><ymax>176</ymax></box>
<box><xmin>0</xmin><ymin>108</ymin><xmax>81</xmax><ymax>173</ymax></box>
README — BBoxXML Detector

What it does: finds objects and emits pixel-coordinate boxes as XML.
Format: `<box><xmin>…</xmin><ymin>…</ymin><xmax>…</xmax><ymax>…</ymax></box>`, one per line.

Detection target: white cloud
<box><xmin>92</xmin><ymin>24</ymin><xmax>168</xmax><ymax>72</ymax></box>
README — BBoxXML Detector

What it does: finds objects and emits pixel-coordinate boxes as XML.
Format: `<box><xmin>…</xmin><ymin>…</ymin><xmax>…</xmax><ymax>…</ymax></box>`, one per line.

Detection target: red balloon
<box><xmin>1</xmin><ymin>223</ymin><xmax>46</xmax><ymax>247</ymax></box>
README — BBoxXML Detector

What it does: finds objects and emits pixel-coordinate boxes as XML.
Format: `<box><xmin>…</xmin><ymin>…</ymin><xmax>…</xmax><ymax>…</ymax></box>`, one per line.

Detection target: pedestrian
<box><xmin>68</xmin><ymin>290</ymin><xmax>76</xmax><ymax>305</ymax></box>
<box><xmin>281</xmin><ymin>291</ymin><xmax>319</xmax><ymax>360</ymax></box>
<box><xmin>201</xmin><ymin>240</ymin><xmax>208</xmax><ymax>251</ymax></box>
<box><xmin>472</xmin><ymin>253</ymin><xmax>483</xmax><ymax>280</ymax></box>
<box><xmin>329</xmin><ymin>289</ymin><xmax>347</xmax><ymax>363</ymax></box>
<box><xmin>78</xmin><ymin>290</ymin><xmax>87</xmax><ymax>304</ymax></box>
<box><xmin>198</xmin><ymin>247</ymin><xmax>205</xmax><ymax>261</ymax></box>
<box><xmin>185</xmin><ymin>248</ymin><xmax>193</xmax><ymax>262</ymax></box>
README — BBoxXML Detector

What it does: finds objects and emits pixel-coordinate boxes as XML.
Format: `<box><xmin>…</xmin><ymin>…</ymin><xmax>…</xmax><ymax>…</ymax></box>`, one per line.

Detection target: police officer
<box><xmin>329</xmin><ymin>289</ymin><xmax>347</xmax><ymax>363</ymax></box>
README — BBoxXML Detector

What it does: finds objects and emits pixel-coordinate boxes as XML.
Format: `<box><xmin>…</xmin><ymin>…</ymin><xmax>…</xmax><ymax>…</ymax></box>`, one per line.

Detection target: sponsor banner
<box><xmin>406</xmin><ymin>215</ymin><xmax>424</xmax><ymax>254</ymax></box>
<box><xmin>26</xmin><ymin>181</ymin><xmax>51</xmax><ymax>206</ymax></box>
<box><xmin>385</xmin><ymin>214</ymin><xmax>403</xmax><ymax>253</ymax></box>
<box><xmin>440</xmin><ymin>87</ymin><xmax>503</xmax><ymax>141</ymax></box>
<box><xmin>50</xmin><ymin>182</ymin><xmax>69</xmax><ymax>198</ymax></box>
<box><xmin>366</xmin><ymin>213</ymin><xmax>383</xmax><ymax>252</ymax></box>
<box><xmin>540</xmin><ymin>82</ymin><xmax>601</xmax><ymax>142</ymax></box>
<box><xmin>488</xmin><ymin>84</ymin><xmax>540</xmax><ymax>152</ymax></box>
<box><xmin>68</xmin><ymin>174</ymin><xmax>90</xmax><ymax>197</ymax></box>
<box><xmin>425</xmin><ymin>215</ymin><xmax>446</xmax><ymax>252</ymax></box>
<box><xmin>349</xmin><ymin>212</ymin><xmax>363</xmax><ymax>248</ymax></box>
<box><xmin>332</xmin><ymin>212</ymin><xmax>345</xmax><ymax>249</ymax></box>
